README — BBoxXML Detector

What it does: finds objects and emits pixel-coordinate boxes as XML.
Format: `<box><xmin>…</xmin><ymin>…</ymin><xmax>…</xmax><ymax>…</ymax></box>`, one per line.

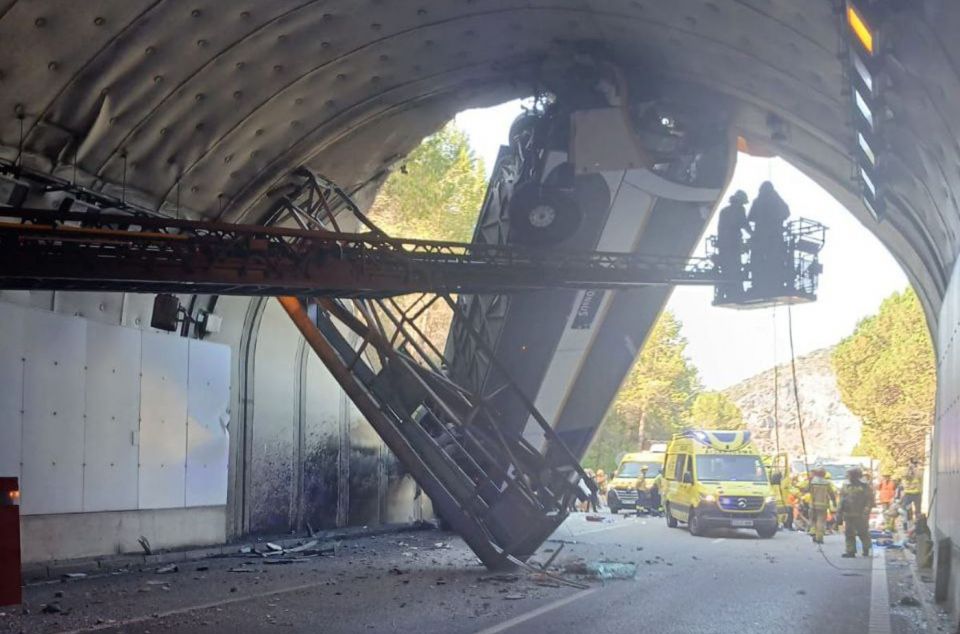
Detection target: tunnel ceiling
<box><xmin>0</xmin><ymin>0</ymin><xmax>958</xmax><ymax>322</ymax></box>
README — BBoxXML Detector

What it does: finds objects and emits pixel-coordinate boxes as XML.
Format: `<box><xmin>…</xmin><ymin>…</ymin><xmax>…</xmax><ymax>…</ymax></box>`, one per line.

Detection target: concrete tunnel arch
<box><xmin>2</xmin><ymin>0</ymin><xmax>960</xmax><ymax>616</ymax></box>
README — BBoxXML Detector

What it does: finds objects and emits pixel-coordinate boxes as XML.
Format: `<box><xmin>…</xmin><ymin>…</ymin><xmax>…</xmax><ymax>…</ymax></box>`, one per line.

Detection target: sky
<box><xmin>455</xmin><ymin>101</ymin><xmax>909</xmax><ymax>390</ymax></box>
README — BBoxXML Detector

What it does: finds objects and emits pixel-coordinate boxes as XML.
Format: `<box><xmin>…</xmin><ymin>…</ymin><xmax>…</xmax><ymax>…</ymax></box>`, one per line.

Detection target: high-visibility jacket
<box><xmin>809</xmin><ymin>477</ymin><xmax>836</xmax><ymax>511</ymax></box>
<box><xmin>839</xmin><ymin>481</ymin><xmax>874</xmax><ymax>517</ymax></box>
<box><xmin>877</xmin><ymin>479</ymin><xmax>896</xmax><ymax>504</ymax></box>
<box><xmin>903</xmin><ymin>475</ymin><xmax>922</xmax><ymax>496</ymax></box>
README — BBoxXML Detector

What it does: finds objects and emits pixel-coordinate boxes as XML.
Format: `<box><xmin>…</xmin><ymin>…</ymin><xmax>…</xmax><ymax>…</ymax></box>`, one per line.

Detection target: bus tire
<box><xmin>508</xmin><ymin>184</ymin><xmax>582</xmax><ymax>246</ymax></box>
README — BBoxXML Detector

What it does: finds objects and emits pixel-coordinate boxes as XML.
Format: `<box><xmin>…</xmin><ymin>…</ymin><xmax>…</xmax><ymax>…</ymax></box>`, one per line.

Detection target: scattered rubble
<box><xmin>564</xmin><ymin>560</ymin><xmax>637</xmax><ymax>580</ymax></box>
<box><xmin>478</xmin><ymin>574</ymin><xmax>519</xmax><ymax>583</ymax></box>
<box><xmin>155</xmin><ymin>564</ymin><xmax>179</xmax><ymax>574</ymax></box>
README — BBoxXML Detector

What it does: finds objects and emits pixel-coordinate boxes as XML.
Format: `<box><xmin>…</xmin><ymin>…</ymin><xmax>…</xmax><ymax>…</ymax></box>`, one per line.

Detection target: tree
<box><xmin>366</xmin><ymin>122</ymin><xmax>488</xmax><ymax>351</ymax></box>
<box><xmin>832</xmin><ymin>288</ymin><xmax>935</xmax><ymax>472</ymax></box>
<box><xmin>368</xmin><ymin>122</ymin><xmax>487</xmax><ymax>243</ymax></box>
<box><xmin>689</xmin><ymin>392</ymin><xmax>745</xmax><ymax>430</ymax></box>
<box><xmin>583</xmin><ymin>311</ymin><xmax>701</xmax><ymax>472</ymax></box>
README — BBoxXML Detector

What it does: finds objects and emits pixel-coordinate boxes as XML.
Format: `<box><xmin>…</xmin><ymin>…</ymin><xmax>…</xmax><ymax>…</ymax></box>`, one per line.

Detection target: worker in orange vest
<box><xmin>877</xmin><ymin>473</ymin><xmax>897</xmax><ymax>532</ymax></box>
<box><xmin>877</xmin><ymin>474</ymin><xmax>896</xmax><ymax>505</ymax></box>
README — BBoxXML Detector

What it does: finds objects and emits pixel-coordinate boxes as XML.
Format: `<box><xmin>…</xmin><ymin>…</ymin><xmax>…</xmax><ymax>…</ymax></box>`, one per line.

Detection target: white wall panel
<box><xmin>21</xmin><ymin>311</ymin><xmax>86</xmax><ymax>515</ymax></box>
<box><xmin>186</xmin><ymin>339</ymin><xmax>231</xmax><ymax>507</ymax></box>
<box><xmin>0</xmin><ymin>303</ymin><xmax>25</xmax><ymax>477</ymax></box>
<box><xmin>139</xmin><ymin>332</ymin><xmax>188</xmax><ymax>509</ymax></box>
<box><xmin>83</xmin><ymin>321</ymin><xmax>141</xmax><ymax>512</ymax></box>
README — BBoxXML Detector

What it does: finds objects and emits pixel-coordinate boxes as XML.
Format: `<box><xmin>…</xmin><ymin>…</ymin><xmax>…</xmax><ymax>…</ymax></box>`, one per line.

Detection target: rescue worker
<box><xmin>581</xmin><ymin>469</ymin><xmax>599</xmax><ymax>513</ymax></box>
<box><xmin>808</xmin><ymin>468</ymin><xmax>836</xmax><ymax>545</ymax></box>
<box><xmin>716</xmin><ymin>190</ymin><xmax>751</xmax><ymax>298</ymax></box>
<box><xmin>651</xmin><ymin>471</ymin><xmax>664</xmax><ymax>515</ymax></box>
<box><xmin>878</xmin><ymin>473</ymin><xmax>896</xmax><ymax>507</ymax></box>
<box><xmin>595</xmin><ymin>469</ymin><xmax>608</xmax><ymax>499</ymax></box>
<box><xmin>635</xmin><ymin>466</ymin><xmax>651</xmax><ymax>514</ymax></box>
<box><xmin>747</xmin><ymin>181</ymin><xmax>791</xmax><ymax>294</ymax></box>
<box><xmin>900</xmin><ymin>463</ymin><xmax>923</xmax><ymax>528</ymax></box>
<box><xmin>794</xmin><ymin>475</ymin><xmax>811</xmax><ymax>533</ymax></box>
<box><xmin>837</xmin><ymin>467</ymin><xmax>874</xmax><ymax>558</ymax></box>
<box><xmin>877</xmin><ymin>472</ymin><xmax>896</xmax><ymax>531</ymax></box>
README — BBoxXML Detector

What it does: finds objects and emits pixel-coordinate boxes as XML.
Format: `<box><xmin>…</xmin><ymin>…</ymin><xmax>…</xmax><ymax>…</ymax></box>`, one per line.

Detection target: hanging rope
<box><xmin>786</xmin><ymin>304</ymin><xmax>864</xmax><ymax>573</ymax></box>
<box><xmin>787</xmin><ymin>305</ymin><xmax>811</xmax><ymax>476</ymax></box>
<box><xmin>773</xmin><ymin>308</ymin><xmax>781</xmax><ymax>456</ymax></box>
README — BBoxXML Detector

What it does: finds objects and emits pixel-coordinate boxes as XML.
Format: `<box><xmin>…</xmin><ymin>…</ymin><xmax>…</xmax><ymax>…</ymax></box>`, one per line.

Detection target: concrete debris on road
<box><xmin>40</xmin><ymin>603</ymin><xmax>62</xmax><ymax>614</ymax></box>
<box><xmin>563</xmin><ymin>560</ymin><xmax>637</xmax><ymax>580</ymax></box>
<box><xmin>286</xmin><ymin>539</ymin><xmax>319</xmax><ymax>553</ymax></box>
<box><xmin>155</xmin><ymin>564</ymin><xmax>179</xmax><ymax>574</ymax></box>
<box><xmin>478</xmin><ymin>574</ymin><xmax>520</xmax><ymax>583</ymax></box>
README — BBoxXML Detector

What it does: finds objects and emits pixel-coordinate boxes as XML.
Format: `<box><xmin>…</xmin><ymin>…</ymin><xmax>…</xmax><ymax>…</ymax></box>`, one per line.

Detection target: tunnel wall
<box><xmin>231</xmin><ymin>298</ymin><xmax>424</xmax><ymax>537</ymax></box>
<box><xmin>0</xmin><ymin>292</ymin><xmax>230</xmax><ymax>562</ymax></box>
<box><xmin>935</xmin><ymin>257</ymin><xmax>960</xmax><ymax>615</ymax></box>
<box><xmin>0</xmin><ymin>291</ymin><xmax>424</xmax><ymax>564</ymax></box>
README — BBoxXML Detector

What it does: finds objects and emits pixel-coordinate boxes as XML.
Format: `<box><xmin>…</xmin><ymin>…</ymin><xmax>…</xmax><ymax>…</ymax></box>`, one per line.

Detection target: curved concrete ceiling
<box><xmin>0</xmin><ymin>0</ymin><xmax>957</xmax><ymax>320</ymax></box>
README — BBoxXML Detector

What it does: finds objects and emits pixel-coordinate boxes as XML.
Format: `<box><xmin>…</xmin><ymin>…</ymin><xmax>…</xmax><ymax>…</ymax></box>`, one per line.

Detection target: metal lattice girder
<box><xmin>0</xmin><ymin>206</ymin><xmax>719</xmax><ymax>297</ymax></box>
<box><xmin>278</xmin><ymin>293</ymin><xmax>593</xmax><ymax>569</ymax></box>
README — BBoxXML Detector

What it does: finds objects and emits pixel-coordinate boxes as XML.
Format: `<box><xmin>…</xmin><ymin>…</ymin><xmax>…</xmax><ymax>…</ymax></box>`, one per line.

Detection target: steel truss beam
<box><xmin>0</xmin><ymin>206</ymin><xmax>718</xmax><ymax>297</ymax></box>
<box><xmin>278</xmin><ymin>293</ymin><xmax>590</xmax><ymax>569</ymax></box>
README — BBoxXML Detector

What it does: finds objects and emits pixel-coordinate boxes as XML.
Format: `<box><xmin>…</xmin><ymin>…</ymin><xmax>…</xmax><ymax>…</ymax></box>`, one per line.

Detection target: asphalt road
<box><xmin>1</xmin><ymin>513</ymin><xmax>927</xmax><ymax>633</ymax></box>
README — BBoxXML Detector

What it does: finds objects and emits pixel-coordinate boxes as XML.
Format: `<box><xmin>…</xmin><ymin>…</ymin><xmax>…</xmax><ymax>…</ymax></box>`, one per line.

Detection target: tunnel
<box><xmin>1</xmin><ymin>0</ymin><xmax>959</xmax><ymax>629</ymax></box>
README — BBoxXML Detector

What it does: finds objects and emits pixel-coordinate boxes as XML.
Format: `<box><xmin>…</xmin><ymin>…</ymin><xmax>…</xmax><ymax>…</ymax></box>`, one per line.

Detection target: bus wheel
<box><xmin>508</xmin><ymin>184</ymin><xmax>582</xmax><ymax>246</ymax></box>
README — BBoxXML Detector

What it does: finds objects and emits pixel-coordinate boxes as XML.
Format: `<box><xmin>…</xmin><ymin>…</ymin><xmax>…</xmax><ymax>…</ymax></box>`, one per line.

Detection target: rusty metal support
<box><xmin>277</xmin><ymin>296</ymin><xmax>510</xmax><ymax>569</ymax></box>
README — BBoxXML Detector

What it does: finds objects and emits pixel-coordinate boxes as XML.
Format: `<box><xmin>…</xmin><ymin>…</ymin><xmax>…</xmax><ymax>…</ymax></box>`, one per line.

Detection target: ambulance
<box><xmin>606</xmin><ymin>449</ymin><xmax>666</xmax><ymax>514</ymax></box>
<box><xmin>661</xmin><ymin>430</ymin><xmax>781</xmax><ymax>538</ymax></box>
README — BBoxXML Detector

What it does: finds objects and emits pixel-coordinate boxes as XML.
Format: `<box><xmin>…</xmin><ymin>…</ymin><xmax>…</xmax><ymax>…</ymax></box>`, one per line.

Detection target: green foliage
<box><xmin>367</xmin><ymin>122</ymin><xmax>488</xmax><ymax>350</ymax></box>
<box><xmin>689</xmin><ymin>391</ymin><xmax>745</xmax><ymax>430</ymax></box>
<box><xmin>583</xmin><ymin>311</ymin><xmax>701</xmax><ymax>472</ymax></box>
<box><xmin>832</xmin><ymin>288</ymin><xmax>935</xmax><ymax>471</ymax></box>
<box><xmin>368</xmin><ymin>122</ymin><xmax>487</xmax><ymax>242</ymax></box>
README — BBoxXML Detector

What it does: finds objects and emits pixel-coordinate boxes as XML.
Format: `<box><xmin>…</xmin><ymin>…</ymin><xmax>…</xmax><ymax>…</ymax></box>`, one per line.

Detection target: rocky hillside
<box><xmin>723</xmin><ymin>347</ymin><xmax>861</xmax><ymax>460</ymax></box>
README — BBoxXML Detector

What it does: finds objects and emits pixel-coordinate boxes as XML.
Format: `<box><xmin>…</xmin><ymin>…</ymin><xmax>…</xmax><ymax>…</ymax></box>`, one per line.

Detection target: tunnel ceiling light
<box><xmin>860</xmin><ymin>164</ymin><xmax>878</xmax><ymax>198</ymax></box>
<box><xmin>858</xmin><ymin>132</ymin><xmax>876</xmax><ymax>166</ymax></box>
<box><xmin>851</xmin><ymin>50</ymin><xmax>875</xmax><ymax>97</ymax></box>
<box><xmin>846</xmin><ymin>2</ymin><xmax>877</xmax><ymax>56</ymax></box>
<box><xmin>862</xmin><ymin>192</ymin><xmax>882</xmax><ymax>222</ymax></box>
<box><xmin>854</xmin><ymin>89</ymin><xmax>875</xmax><ymax>130</ymax></box>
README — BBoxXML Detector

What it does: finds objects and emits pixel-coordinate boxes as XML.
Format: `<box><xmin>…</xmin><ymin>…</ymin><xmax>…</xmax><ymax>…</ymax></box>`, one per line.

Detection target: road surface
<box><xmin>1</xmin><ymin>513</ymin><xmax>931</xmax><ymax>633</ymax></box>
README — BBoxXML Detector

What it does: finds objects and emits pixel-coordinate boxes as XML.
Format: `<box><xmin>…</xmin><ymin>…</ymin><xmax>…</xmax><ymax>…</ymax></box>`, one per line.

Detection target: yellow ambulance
<box><xmin>606</xmin><ymin>450</ymin><xmax>665</xmax><ymax>514</ymax></box>
<box><xmin>661</xmin><ymin>430</ymin><xmax>780</xmax><ymax>538</ymax></box>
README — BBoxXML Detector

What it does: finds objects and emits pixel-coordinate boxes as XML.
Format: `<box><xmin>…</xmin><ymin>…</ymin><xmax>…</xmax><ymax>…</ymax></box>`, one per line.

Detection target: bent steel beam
<box><xmin>277</xmin><ymin>294</ymin><xmax>589</xmax><ymax>569</ymax></box>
